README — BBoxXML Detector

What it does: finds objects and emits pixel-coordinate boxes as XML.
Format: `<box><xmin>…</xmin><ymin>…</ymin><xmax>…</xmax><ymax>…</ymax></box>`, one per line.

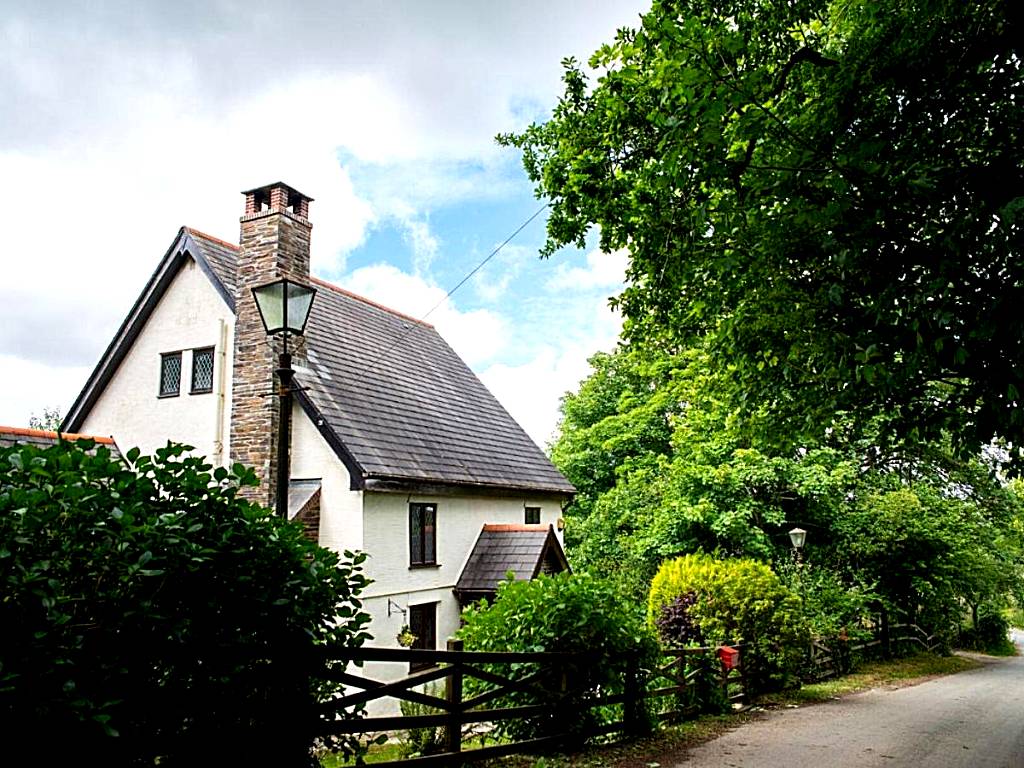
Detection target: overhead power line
<box><xmin>362</xmin><ymin>202</ymin><xmax>550</xmax><ymax>376</ymax></box>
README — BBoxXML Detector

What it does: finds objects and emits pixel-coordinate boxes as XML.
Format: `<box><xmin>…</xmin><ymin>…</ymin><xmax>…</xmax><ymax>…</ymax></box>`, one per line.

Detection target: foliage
<box><xmin>654</xmin><ymin>592</ymin><xmax>704</xmax><ymax>647</ymax></box>
<box><xmin>649</xmin><ymin>554</ymin><xmax>807</xmax><ymax>691</ymax></box>
<box><xmin>28</xmin><ymin>406</ymin><xmax>62</xmax><ymax>431</ymax></box>
<box><xmin>960</xmin><ymin>603</ymin><xmax>1014</xmax><ymax>655</ymax></box>
<box><xmin>0</xmin><ymin>439</ymin><xmax>372</xmax><ymax>766</ymax></box>
<box><xmin>553</xmin><ymin>344</ymin><xmax>1024</xmax><ymax>647</ymax></box>
<box><xmin>398</xmin><ymin>682</ymin><xmax>446</xmax><ymax>758</ymax></box>
<box><xmin>775</xmin><ymin>560</ymin><xmax>876</xmax><ymax>642</ymax></box>
<box><xmin>505</xmin><ymin>0</ymin><xmax>1024</xmax><ymax>457</ymax></box>
<box><xmin>457</xmin><ymin>572</ymin><xmax>660</xmax><ymax>742</ymax></box>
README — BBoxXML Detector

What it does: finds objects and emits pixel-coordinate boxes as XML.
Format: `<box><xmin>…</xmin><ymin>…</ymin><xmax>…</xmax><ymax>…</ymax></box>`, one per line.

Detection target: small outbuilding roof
<box><xmin>455</xmin><ymin>523</ymin><xmax>570</xmax><ymax>602</ymax></box>
<box><xmin>0</xmin><ymin>426</ymin><xmax>120</xmax><ymax>457</ymax></box>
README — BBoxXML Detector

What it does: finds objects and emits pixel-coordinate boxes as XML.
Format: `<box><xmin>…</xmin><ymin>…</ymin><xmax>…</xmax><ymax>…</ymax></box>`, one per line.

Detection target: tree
<box><xmin>503</xmin><ymin>0</ymin><xmax>1023</xmax><ymax>457</ymax></box>
<box><xmin>552</xmin><ymin>343</ymin><xmax>1024</xmax><ymax>631</ymax></box>
<box><xmin>0</xmin><ymin>439</ymin><xmax>372</xmax><ymax>766</ymax></box>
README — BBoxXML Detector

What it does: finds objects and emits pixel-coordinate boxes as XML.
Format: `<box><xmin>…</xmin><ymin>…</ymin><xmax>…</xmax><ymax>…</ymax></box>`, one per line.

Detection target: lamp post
<box><xmin>251</xmin><ymin>277</ymin><xmax>317</xmax><ymax>518</ymax></box>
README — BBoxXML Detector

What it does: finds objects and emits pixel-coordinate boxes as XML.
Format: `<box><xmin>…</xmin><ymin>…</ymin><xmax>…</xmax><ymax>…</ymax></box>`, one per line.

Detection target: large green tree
<box><xmin>505</xmin><ymin>0</ymin><xmax>1023</xmax><ymax>455</ymax></box>
<box><xmin>554</xmin><ymin>345</ymin><xmax>1024</xmax><ymax>622</ymax></box>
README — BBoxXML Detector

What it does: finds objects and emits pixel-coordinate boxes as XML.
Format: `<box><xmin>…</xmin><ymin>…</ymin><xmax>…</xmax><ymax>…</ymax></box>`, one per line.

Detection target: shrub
<box><xmin>457</xmin><ymin>571</ymin><xmax>659</xmax><ymax>742</ymax></box>
<box><xmin>654</xmin><ymin>591</ymin><xmax>704</xmax><ymax>646</ymax></box>
<box><xmin>398</xmin><ymin>683</ymin><xmax>446</xmax><ymax>758</ymax></box>
<box><xmin>649</xmin><ymin>553</ymin><xmax>807</xmax><ymax>692</ymax></box>
<box><xmin>0</xmin><ymin>439</ymin><xmax>372</xmax><ymax>766</ymax></box>
<box><xmin>961</xmin><ymin>603</ymin><xmax>1013</xmax><ymax>655</ymax></box>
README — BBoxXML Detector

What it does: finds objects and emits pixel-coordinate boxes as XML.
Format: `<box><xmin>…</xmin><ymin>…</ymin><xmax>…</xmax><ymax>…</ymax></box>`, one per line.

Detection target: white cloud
<box><xmin>547</xmin><ymin>248</ymin><xmax>631</xmax><ymax>292</ymax></box>
<box><xmin>0</xmin><ymin>1</ymin><xmax>649</xmax><ymax>427</ymax></box>
<box><xmin>0</xmin><ymin>355</ymin><xmax>91</xmax><ymax>430</ymax></box>
<box><xmin>479</xmin><ymin>307</ymin><xmax>623</xmax><ymax>448</ymax></box>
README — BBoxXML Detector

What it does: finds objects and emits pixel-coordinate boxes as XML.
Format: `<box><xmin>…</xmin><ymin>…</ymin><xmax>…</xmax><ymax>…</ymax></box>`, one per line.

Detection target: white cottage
<box><xmin>64</xmin><ymin>182</ymin><xmax>574</xmax><ymax>664</ymax></box>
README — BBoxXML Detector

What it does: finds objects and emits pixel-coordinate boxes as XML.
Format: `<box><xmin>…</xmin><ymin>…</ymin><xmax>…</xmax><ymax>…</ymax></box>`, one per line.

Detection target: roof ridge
<box><xmin>482</xmin><ymin>523</ymin><xmax>551</xmax><ymax>532</ymax></box>
<box><xmin>309</xmin><ymin>276</ymin><xmax>434</xmax><ymax>329</ymax></box>
<box><xmin>184</xmin><ymin>227</ymin><xmax>240</xmax><ymax>252</ymax></box>
<box><xmin>0</xmin><ymin>425</ymin><xmax>115</xmax><ymax>444</ymax></box>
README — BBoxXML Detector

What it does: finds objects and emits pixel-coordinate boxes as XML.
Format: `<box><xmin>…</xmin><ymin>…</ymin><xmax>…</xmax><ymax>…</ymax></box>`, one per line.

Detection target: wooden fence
<box><xmin>314</xmin><ymin>620</ymin><xmax>942</xmax><ymax>765</ymax></box>
<box><xmin>807</xmin><ymin>621</ymin><xmax>948</xmax><ymax>680</ymax></box>
<box><xmin>315</xmin><ymin>641</ymin><xmax>744</xmax><ymax>766</ymax></box>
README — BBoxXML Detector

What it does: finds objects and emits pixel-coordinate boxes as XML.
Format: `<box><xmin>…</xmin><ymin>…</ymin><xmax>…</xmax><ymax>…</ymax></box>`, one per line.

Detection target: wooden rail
<box><xmin>315</xmin><ymin>642</ymin><xmax>744</xmax><ymax>766</ymax></box>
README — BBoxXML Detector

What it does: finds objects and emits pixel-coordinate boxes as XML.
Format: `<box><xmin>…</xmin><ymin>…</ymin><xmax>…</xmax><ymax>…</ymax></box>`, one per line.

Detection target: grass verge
<box><xmin>766</xmin><ymin>652</ymin><xmax>981</xmax><ymax>706</ymax></box>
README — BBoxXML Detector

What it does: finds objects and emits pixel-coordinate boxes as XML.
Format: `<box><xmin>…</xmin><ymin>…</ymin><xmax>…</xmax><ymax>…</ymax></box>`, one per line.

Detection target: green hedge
<box><xmin>458</xmin><ymin>571</ymin><xmax>659</xmax><ymax>742</ymax></box>
<box><xmin>0</xmin><ymin>440</ymin><xmax>371</xmax><ymax>766</ymax></box>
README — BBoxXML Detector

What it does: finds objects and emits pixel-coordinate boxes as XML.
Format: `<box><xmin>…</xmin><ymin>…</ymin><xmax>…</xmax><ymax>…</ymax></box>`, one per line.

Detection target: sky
<box><xmin>0</xmin><ymin>0</ymin><xmax>650</xmax><ymax>449</ymax></box>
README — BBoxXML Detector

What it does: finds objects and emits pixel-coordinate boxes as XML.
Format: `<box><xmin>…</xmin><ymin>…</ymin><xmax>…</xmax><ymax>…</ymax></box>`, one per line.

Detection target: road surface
<box><xmin>675</xmin><ymin>632</ymin><xmax>1024</xmax><ymax>768</ymax></box>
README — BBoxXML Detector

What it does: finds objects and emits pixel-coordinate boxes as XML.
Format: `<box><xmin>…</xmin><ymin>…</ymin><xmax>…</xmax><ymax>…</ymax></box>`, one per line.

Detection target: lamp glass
<box><xmin>285</xmin><ymin>281</ymin><xmax>316</xmax><ymax>334</ymax></box>
<box><xmin>788</xmin><ymin>527</ymin><xmax>807</xmax><ymax>550</ymax></box>
<box><xmin>252</xmin><ymin>278</ymin><xmax>316</xmax><ymax>335</ymax></box>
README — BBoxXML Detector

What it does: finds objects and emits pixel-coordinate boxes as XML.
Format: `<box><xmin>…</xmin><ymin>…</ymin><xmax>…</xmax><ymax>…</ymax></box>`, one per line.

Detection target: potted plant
<box><xmin>397</xmin><ymin>624</ymin><xmax>417</xmax><ymax>648</ymax></box>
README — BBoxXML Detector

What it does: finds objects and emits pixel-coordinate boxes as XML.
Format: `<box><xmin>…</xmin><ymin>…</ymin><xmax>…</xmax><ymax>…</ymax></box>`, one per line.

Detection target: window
<box><xmin>409</xmin><ymin>602</ymin><xmax>437</xmax><ymax>671</ymax></box>
<box><xmin>190</xmin><ymin>346</ymin><xmax>215</xmax><ymax>394</ymax></box>
<box><xmin>159</xmin><ymin>352</ymin><xmax>182</xmax><ymax>397</ymax></box>
<box><xmin>525</xmin><ymin>506</ymin><xmax>541</xmax><ymax>525</ymax></box>
<box><xmin>409</xmin><ymin>502</ymin><xmax>437</xmax><ymax>566</ymax></box>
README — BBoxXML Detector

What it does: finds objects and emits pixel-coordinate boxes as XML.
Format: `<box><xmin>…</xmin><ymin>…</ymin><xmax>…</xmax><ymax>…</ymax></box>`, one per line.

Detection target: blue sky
<box><xmin>0</xmin><ymin>0</ymin><xmax>647</xmax><ymax>446</ymax></box>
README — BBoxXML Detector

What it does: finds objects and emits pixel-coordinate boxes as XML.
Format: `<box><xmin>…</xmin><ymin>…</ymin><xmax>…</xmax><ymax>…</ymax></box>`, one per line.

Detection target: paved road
<box><xmin>675</xmin><ymin>632</ymin><xmax>1024</xmax><ymax>768</ymax></box>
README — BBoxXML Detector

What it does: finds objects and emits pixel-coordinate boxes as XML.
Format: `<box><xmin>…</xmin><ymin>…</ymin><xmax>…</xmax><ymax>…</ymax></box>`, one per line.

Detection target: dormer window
<box><xmin>191</xmin><ymin>347</ymin><xmax>215</xmax><ymax>394</ymax></box>
<box><xmin>159</xmin><ymin>352</ymin><xmax>182</xmax><ymax>397</ymax></box>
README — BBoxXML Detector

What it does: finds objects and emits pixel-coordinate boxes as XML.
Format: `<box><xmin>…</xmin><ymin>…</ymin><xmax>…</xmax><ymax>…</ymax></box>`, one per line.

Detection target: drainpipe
<box><xmin>212</xmin><ymin>319</ymin><xmax>228</xmax><ymax>465</ymax></box>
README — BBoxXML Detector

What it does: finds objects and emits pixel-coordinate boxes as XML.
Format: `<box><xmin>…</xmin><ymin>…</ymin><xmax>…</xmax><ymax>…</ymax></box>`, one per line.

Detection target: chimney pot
<box><xmin>242</xmin><ymin>182</ymin><xmax>314</xmax><ymax>221</ymax></box>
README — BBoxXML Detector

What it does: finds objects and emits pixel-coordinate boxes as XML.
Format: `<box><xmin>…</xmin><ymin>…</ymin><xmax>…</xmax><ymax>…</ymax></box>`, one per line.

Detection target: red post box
<box><xmin>718</xmin><ymin>645</ymin><xmax>740</xmax><ymax>671</ymax></box>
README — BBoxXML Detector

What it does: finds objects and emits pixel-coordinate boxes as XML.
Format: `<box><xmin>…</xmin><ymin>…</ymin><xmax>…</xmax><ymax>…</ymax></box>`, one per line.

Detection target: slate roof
<box><xmin>0</xmin><ymin>426</ymin><xmax>120</xmax><ymax>457</ymax></box>
<box><xmin>288</xmin><ymin>478</ymin><xmax>321</xmax><ymax>520</ymax></box>
<box><xmin>65</xmin><ymin>227</ymin><xmax>574</xmax><ymax>495</ymax></box>
<box><xmin>455</xmin><ymin>524</ymin><xmax>569</xmax><ymax>597</ymax></box>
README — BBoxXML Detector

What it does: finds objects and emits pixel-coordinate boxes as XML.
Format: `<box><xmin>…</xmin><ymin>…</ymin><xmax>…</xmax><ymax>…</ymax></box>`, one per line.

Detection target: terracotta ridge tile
<box><xmin>184</xmin><ymin>227</ymin><xmax>241</xmax><ymax>252</ymax></box>
<box><xmin>0</xmin><ymin>425</ymin><xmax>115</xmax><ymax>444</ymax></box>
<box><xmin>308</xmin><ymin>275</ymin><xmax>434</xmax><ymax>328</ymax></box>
<box><xmin>482</xmin><ymin>524</ymin><xmax>550</xmax><ymax>532</ymax></box>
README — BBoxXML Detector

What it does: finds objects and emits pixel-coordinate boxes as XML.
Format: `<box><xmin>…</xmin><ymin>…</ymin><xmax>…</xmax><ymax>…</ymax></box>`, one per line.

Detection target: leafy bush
<box><xmin>775</xmin><ymin>559</ymin><xmax>877</xmax><ymax>643</ymax></box>
<box><xmin>398</xmin><ymin>683</ymin><xmax>446</xmax><ymax>758</ymax></box>
<box><xmin>0</xmin><ymin>439</ymin><xmax>372</xmax><ymax>766</ymax></box>
<box><xmin>457</xmin><ymin>571</ymin><xmax>659</xmax><ymax>742</ymax></box>
<box><xmin>961</xmin><ymin>603</ymin><xmax>1013</xmax><ymax>655</ymax></box>
<box><xmin>649</xmin><ymin>553</ymin><xmax>807</xmax><ymax>692</ymax></box>
<box><xmin>654</xmin><ymin>591</ymin><xmax>704</xmax><ymax>646</ymax></box>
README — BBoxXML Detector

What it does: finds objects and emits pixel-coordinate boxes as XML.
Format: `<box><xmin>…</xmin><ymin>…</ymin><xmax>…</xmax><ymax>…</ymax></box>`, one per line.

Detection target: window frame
<box><xmin>158</xmin><ymin>352</ymin><xmax>182</xmax><ymax>398</ymax></box>
<box><xmin>409</xmin><ymin>502</ymin><xmax>438</xmax><ymax>567</ymax></box>
<box><xmin>524</xmin><ymin>506</ymin><xmax>541</xmax><ymax>525</ymax></box>
<box><xmin>190</xmin><ymin>346</ymin><xmax>215</xmax><ymax>394</ymax></box>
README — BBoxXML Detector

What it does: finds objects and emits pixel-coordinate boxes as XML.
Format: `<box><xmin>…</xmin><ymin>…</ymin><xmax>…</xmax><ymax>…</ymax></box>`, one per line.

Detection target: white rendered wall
<box><xmin>81</xmin><ymin>258</ymin><xmax>234</xmax><ymax>463</ymax></box>
<box><xmin>358</xmin><ymin>490</ymin><xmax>565</xmax><ymax>707</ymax></box>
<box><xmin>289</xmin><ymin>404</ymin><xmax>363</xmax><ymax>553</ymax></box>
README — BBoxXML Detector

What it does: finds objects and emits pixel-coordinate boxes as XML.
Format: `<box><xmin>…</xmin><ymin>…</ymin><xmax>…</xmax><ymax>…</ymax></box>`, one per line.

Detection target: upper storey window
<box><xmin>409</xmin><ymin>502</ymin><xmax>437</xmax><ymax>567</ymax></box>
<box><xmin>159</xmin><ymin>352</ymin><xmax>182</xmax><ymax>397</ymax></box>
<box><xmin>191</xmin><ymin>347</ymin><xmax>214</xmax><ymax>394</ymax></box>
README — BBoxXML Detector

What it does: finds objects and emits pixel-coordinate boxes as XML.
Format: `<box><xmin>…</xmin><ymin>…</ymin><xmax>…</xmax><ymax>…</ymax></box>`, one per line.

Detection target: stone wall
<box><xmin>229</xmin><ymin>183</ymin><xmax>313</xmax><ymax>508</ymax></box>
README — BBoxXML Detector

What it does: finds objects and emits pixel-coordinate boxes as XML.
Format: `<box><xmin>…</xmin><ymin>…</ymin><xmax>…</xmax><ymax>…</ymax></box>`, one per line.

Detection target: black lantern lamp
<box><xmin>251</xmin><ymin>278</ymin><xmax>317</xmax><ymax>518</ymax></box>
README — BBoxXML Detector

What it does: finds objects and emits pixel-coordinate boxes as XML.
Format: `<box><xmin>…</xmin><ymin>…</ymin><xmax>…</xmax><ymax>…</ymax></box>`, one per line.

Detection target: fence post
<box><xmin>624</xmin><ymin>651</ymin><xmax>641</xmax><ymax>737</ymax></box>
<box><xmin>445</xmin><ymin>639</ymin><xmax>464</xmax><ymax>759</ymax></box>
<box><xmin>880</xmin><ymin>607</ymin><xmax>891</xmax><ymax>659</ymax></box>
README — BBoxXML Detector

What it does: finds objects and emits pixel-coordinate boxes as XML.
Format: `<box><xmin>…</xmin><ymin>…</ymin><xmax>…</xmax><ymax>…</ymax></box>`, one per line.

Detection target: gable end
<box><xmin>63</xmin><ymin>228</ymin><xmax>234</xmax><ymax>433</ymax></box>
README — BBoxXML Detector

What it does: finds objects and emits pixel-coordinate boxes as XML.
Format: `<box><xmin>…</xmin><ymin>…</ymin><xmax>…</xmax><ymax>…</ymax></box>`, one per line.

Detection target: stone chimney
<box><xmin>230</xmin><ymin>182</ymin><xmax>314</xmax><ymax>508</ymax></box>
